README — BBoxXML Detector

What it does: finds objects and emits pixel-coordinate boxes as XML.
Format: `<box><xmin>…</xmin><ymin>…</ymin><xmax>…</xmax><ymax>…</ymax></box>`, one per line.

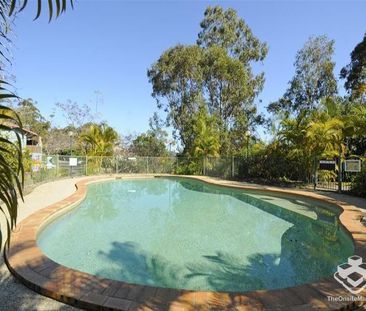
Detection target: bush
<box><xmin>236</xmin><ymin>153</ymin><xmax>309</xmax><ymax>183</ymax></box>
<box><xmin>351</xmin><ymin>167</ymin><xmax>366</xmax><ymax>197</ymax></box>
<box><xmin>175</xmin><ymin>157</ymin><xmax>203</xmax><ymax>175</ymax></box>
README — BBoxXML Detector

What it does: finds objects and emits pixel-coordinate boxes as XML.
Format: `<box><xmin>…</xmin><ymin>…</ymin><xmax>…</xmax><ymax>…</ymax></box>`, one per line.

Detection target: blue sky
<box><xmin>13</xmin><ymin>0</ymin><xmax>366</xmax><ymax>139</ymax></box>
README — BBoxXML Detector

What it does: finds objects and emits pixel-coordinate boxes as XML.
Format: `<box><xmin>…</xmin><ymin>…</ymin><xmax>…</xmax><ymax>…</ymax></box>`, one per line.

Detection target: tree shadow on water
<box><xmin>185</xmin><ymin>251</ymin><xmax>286</xmax><ymax>292</ymax></box>
<box><xmin>96</xmin><ymin>241</ymin><xmax>185</xmax><ymax>289</ymax></box>
<box><xmin>93</xmin><ymin>232</ymin><xmax>347</xmax><ymax>310</ymax></box>
<box><xmin>95</xmin><ymin>241</ymin><xmax>295</xmax><ymax>310</ymax></box>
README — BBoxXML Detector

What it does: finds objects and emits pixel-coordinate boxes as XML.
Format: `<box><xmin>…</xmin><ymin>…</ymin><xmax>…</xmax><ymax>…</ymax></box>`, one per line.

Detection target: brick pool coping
<box><xmin>4</xmin><ymin>175</ymin><xmax>366</xmax><ymax>310</ymax></box>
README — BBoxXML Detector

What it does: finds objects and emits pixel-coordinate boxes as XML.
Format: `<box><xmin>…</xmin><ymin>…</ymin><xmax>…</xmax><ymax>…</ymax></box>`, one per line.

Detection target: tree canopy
<box><xmin>340</xmin><ymin>33</ymin><xmax>366</xmax><ymax>103</ymax></box>
<box><xmin>14</xmin><ymin>99</ymin><xmax>50</xmax><ymax>137</ymax></box>
<box><xmin>197</xmin><ymin>6</ymin><xmax>268</xmax><ymax>63</ymax></box>
<box><xmin>131</xmin><ymin>133</ymin><xmax>168</xmax><ymax>157</ymax></box>
<box><xmin>148</xmin><ymin>6</ymin><xmax>267</xmax><ymax>157</ymax></box>
<box><xmin>268</xmin><ymin>36</ymin><xmax>337</xmax><ymax>116</ymax></box>
<box><xmin>80</xmin><ymin>123</ymin><xmax>119</xmax><ymax>156</ymax></box>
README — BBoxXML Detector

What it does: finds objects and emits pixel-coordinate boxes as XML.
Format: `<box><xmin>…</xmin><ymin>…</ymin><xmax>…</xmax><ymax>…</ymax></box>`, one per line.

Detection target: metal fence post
<box><xmin>69</xmin><ymin>155</ymin><xmax>72</xmax><ymax>178</ymax></box>
<box><xmin>338</xmin><ymin>148</ymin><xmax>343</xmax><ymax>193</ymax></box>
<box><xmin>56</xmin><ymin>154</ymin><xmax>59</xmax><ymax>177</ymax></box>
<box><xmin>231</xmin><ymin>156</ymin><xmax>234</xmax><ymax>179</ymax></box>
<box><xmin>115</xmin><ymin>156</ymin><xmax>118</xmax><ymax>174</ymax></box>
<box><xmin>203</xmin><ymin>157</ymin><xmax>206</xmax><ymax>175</ymax></box>
<box><xmin>146</xmin><ymin>157</ymin><xmax>149</xmax><ymax>174</ymax></box>
<box><xmin>85</xmin><ymin>156</ymin><xmax>88</xmax><ymax>176</ymax></box>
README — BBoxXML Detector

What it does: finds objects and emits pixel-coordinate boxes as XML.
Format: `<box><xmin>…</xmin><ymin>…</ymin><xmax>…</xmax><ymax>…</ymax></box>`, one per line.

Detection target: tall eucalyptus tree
<box><xmin>341</xmin><ymin>33</ymin><xmax>366</xmax><ymax>103</ymax></box>
<box><xmin>268</xmin><ymin>36</ymin><xmax>337</xmax><ymax>116</ymax></box>
<box><xmin>148</xmin><ymin>6</ymin><xmax>267</xmax><ymax>156</ymax></box>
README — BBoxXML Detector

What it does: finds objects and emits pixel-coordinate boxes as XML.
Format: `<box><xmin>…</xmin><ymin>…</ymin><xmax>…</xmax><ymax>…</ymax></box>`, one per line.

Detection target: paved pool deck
<box><xmin>0</xmin><ymin>177</ymin><xmax>85</xmax><ymax>311</ymax></box>
<box><xmin>2</xmin><ymin>175</ymin><xmax>366</xmax><ymax>310</ymax></box>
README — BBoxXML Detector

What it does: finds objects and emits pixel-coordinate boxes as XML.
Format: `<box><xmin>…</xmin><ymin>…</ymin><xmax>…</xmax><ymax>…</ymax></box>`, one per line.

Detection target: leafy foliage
<box><xmin>268</xmin><ymin>36</ymin><xmax>337</xmax><ymax>115</ymax></box>
<box><xmin>344</xmin><ymin>104</ymin><xmax>366</xmax><ymax>156</ymax></box>
<box><xmin>351</xmin><ymin>165</ymin><xmax>366</xmax><ymax>197</ymax></box>
<box><xmin>131</xmin><ymin>133</ymin><xmax>168</xmax><ymax>157</ymax></box>
<box><xmin>13</xmin><ymin>98</ymin><xmax>50</xmax><ymax>137</ymax></box>
<box><xmin>266</xmin><ymin>98</ymin><xmax>347</xmax><ymax>183</ymax></box>
<box><xmin>237</xmin><ymin>140</ymin><xmax>309</xmax><ymax>183</ymax></box>
<box><xmin>80</xmin><ymin>123</ymin><xmax>118</xmax><ymax>156</ymax></box>
<box><xmin>0</xmin><ymin>104</ymin><xmax>23</xmax><ymax>246</ymax></box>
<box><xmin>340</xmin><ymin>33</ymin><xmax>366</xmax><ymax>103</ymax></box>
<box><xmin>42</xmin><ymin>128</ymin><xmax>67</xmax><ymax>154</ymax></box>
<box><xmin>0</xmin><ymin>0</ymin><xmax>74</xmax><ymax>247</ymax></box>
<box><xmin>148</xmin><ymin>44</ymin><xmax>204</xmax><ymax>150</ymax></box>
<box><xmin>188</xmin><ymin>105</ymin><xmax>220</xmax><ymax>158</ymax></box>
<box><xmin>9</xmin><ymin>0</ymin><xmax>74</xmax><ymax>22</ymax></box>
<box><xmin>0</xmin><ymin>1</ymin><xmax>22</xmax><ymax>248</ymax></box>
<box><xmin>148</xmin><ymin>6</ymin><xmax>266</xmax><ymax>156</ymax></box>
<box><xmin>129</xmin><ymin>112</ymin><xmax>169</xmax><ymax>157</ymax></box>
<box><xmin>197</xmin><ymin>6</ymin><xmax>268</xmax><ymax>63</ymax></box>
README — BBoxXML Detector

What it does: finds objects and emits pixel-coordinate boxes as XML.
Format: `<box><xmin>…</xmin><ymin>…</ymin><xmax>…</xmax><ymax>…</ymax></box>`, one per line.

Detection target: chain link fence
<box><xmin>24</xmin><ymin>155</ymin><xmax>362</xmax><ymax>193</ymax></box>
<box><xmin>24</xmin><ymin>155</ymin><xmax>181</xmax><ymax>188</ymax></box>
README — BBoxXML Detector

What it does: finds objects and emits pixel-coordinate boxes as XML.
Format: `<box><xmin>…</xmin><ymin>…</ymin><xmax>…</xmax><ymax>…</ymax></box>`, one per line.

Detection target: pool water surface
<box><xmin>37</xmin><ymin>178</ymin><xmax>353</xmax><ymax>292</ymax></box>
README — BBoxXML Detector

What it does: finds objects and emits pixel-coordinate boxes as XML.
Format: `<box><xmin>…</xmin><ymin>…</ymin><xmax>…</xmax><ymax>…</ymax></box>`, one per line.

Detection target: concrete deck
<box><xmin>0</xmin><ymin>178</ymin><xmax>85</xmax><ymax>311</ymax></box>
<box><xmin>2</xmin><ymin>175</ymin><xmax>366</xmax><ymax>310</ymax></box>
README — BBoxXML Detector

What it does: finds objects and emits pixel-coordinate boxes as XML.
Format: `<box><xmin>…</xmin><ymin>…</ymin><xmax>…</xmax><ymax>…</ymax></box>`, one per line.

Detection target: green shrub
<box><xmin>351</xmin><ymin>167</ymin><xmax>366</xmax><ymax>197</ymax></box>
<box><xmin>175</xmin><ymin>158</ymin><xmax>203</xmax><ymax>175</ymax></box>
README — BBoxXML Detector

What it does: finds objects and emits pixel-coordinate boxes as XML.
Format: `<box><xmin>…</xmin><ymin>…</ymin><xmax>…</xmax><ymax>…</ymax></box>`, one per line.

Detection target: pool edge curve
<box><xmin>5</xmin><ymin>174</ymin><xmax>366</xmax><ymax>310</ymax></box>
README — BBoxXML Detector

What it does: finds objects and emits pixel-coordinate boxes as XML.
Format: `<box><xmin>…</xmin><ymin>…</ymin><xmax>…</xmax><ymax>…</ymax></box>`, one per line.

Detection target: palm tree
<box><xmin>0</xmin><ymin>1</ymin><xmax>73</xmax><ymax>246</ymax></box>
<box><xmin>190</xmin><ymin>110</ymin><xmax>220</xmax><ymax>158</ymax></box>
<box><xmin>80</xmin><ymin>123</ymin><xmax>119</xmax><ymax>175</ymax></box>
<box><xmin>349</xmin><ymin>104</ymin><xmax>366</xmax><ymax>137</ymax></box>
<box><xmin>306</xmin><ymin>116</ymin><xmax>344</xmax><ymax>160</ymax></box>
<box><xmin>277</xmin><ymin>112</ymin><xmax>313</xmax><ymax>180</ymax></box>
<box><xmin>277</xmin><ymin>99</ymin><xmax>347</xmax><ymax>186</ymax></box>
<box><xmin>302</xmin><ymin>98</ymin><xmax>346</xmax><ymax>190</ymax></box>
<box><xmin>80</xmin><ymin>123</ymin><xmax>119</xmax><ymax>156</ymax></box>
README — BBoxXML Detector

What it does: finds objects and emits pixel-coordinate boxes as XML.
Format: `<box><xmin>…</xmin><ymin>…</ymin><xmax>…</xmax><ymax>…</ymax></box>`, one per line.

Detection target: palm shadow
<box><xmin>96</xmin><ymin>241</ymin><xmax>185</xmax><ymax>289</ymax></box>
<box><xmin>185</xmin><ymin>251</ymin><xmax>282</xmax><ymax>292</ymax></box>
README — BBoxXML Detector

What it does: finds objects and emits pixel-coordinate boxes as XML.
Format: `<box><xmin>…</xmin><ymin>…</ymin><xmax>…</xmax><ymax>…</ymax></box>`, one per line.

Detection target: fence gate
<box><xmin>317</xmin><ymin>159</ymin><xmax>362</xmax><ymax>192</ymax></box>
<box><xmin>56</xmin><ymin>155</ymin><xmax>85</xmax><ymax>177</ymax></box>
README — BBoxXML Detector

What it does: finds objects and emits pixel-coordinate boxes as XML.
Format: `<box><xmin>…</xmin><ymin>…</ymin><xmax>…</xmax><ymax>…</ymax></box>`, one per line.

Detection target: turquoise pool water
<box><xmin>37</xmin><ymin>178</ymin><xmax>354</xmax><ymax>292</ymax></box>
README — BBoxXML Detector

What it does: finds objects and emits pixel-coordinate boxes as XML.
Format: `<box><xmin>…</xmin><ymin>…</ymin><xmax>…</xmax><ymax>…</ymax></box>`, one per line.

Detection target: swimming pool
<box><xmin>37</xmin><ymin>177</ymin><xmax>353</xmax><ymax>292</ymax></box>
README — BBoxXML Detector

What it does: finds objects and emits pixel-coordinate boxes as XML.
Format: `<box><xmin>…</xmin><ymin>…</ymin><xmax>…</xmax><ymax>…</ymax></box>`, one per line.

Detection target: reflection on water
<box><xmin>37</xmin><ymin>178</ymin><xmax>354</xmax><ymax>292</ymax></box>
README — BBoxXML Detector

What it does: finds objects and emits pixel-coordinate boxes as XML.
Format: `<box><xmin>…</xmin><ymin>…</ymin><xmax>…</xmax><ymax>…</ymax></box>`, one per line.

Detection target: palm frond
<box><xmin>0</xmin><ymin>85</ymin><xmax>23</xmax><ymax>248</ymax></box>
<box><xmin>80</xmin><ymin>123</ymin><xmax>119</xmax><ymax>156</ymax></box>
<box><xmin>8</xmin><ymin>0</ymin><xmax>74</xmax><ymax>22</ymax></box>
<box><xmin>0</xmin><ymin>0</ymin><xmax>74</xmax><ymax>249</ymax></box>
